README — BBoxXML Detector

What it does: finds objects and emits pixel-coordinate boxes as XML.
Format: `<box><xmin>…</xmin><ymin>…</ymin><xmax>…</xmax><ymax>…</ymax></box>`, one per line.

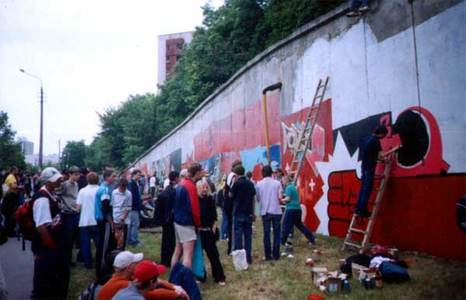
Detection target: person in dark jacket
<box><xmin>231</xmin><ymin>165</ymin><xmax>256</xmax><ymax>264</ymax></box>
<box><xmin>197</xmin><ymin>178</ymin><xmax>226</xmax><ymax>285</ymax></box>
<box><xmin>171</xmin><ymin>163</ymin><xmax>204</xmax><ymax>269</ymax></box>
<box><xmin>158</xmin><ymin>171</ymin><xmax>179</xmax><ymax>267</ymax></box>
<box><xmin>127</xmin><ymin>169</ymin><xmax>142</xmax><ymax>246</ymax></box>
<box><xmin>355</xmin><ymin>125</ymin><xmax>397</xmax><ymax>217</ymax></box>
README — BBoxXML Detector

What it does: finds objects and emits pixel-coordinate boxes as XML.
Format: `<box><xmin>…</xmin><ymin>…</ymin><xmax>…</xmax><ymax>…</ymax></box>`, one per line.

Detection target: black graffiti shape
<box><xmin>393</xmin><ymin>110</ymin><xmax>429</xmax><ymax>167</ymax></box>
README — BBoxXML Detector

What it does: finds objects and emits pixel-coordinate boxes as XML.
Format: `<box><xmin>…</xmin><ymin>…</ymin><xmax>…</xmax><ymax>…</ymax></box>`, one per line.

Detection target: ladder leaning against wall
<box><xmin>289</xmin><ymin>76</ymin><xmax>329</xmax><ymax>184</ymax></box>
<box><xmin>341</xmin><ymin>153</ymin><xmax>396</xmax><ymax>252</ymax></box>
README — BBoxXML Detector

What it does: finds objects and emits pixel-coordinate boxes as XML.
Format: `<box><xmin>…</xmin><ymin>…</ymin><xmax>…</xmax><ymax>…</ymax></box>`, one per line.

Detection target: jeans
<box><xmin>161</xmin><ymin>222</ymin><xmax>176</xmax><ymax>267</ymax></box>
<box><xmin>62</xmin><ymin>213</ymin><xmax>80</xmax><ymax>264</ymax></box>
<box><xmin>79</xmin><ymin>225</ymin><xmax>99</xmax><ymax>268</ymax></box>
<box><xmin>262</xmin><ymin>213</ymin><xmax>281</xmax><ymax>260</ymax></box>
<box><xmin>233</xmin><ymin>215</ymin><xmax>253</xmax><ymax>263</ymax></box>
<box><xmin>199</xmin><ymin>229</ymin><xmax>225</xmax><ymax>282</ymax></box>
<box><xmin>355</xmin><ymin>168</ymin><xmax>375</xmax><ymax>213</ymax></box>
<box><xmin>350</xmin><ymin>0</ymin><xmax>369</xmax><ymax>11</ymax></box>
<box><xmin>281</xmin><ymin>209</ymin><xmax>315</xmax><ymax>245</ymax></box>
<box><xmin>127</xmin><ymin>210</ymin><xmax>140</xmax><ymax>246</ymax></box>
<box><xmin>32</xmin><ymin>247</ymin><xmax>70</xmax><ymax>299</ymax></box>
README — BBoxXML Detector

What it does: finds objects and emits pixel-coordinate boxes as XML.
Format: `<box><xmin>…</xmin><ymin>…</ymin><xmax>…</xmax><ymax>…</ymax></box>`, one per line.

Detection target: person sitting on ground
<box><xmin>346</xmin><ymin>0</ymin><xmax>370</xmax><ymax>17</ymax></box>
<box><xmin>280</xmin><ymin>174</ymin><xmax>315</xmax><ymax>250</ymax></box>
<box><xmin>99</xmin><ymin>251</ymin><xmax>188</xmax><ymax>300</ymax></box>
<box><xmin>112</xmin><ymin>259</ymin><xmax>188</xmax><ymax>300</ymax></box>
<box><xmin>197</xmin><ymin>177</ymin><xmax>226</xmax><ymax>285</ymax></box>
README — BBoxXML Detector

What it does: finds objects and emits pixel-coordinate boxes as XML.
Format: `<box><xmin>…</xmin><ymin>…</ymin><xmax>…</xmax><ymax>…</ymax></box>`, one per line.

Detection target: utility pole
<box><xmin>19</xmin><ymin>68</ymin><xmax>44</xmax><ymax>169</ymax></box>
<box><xmin>39</xmin><ymin>85</ymin><xmax>44</xmax><ymax>169</ymax></box>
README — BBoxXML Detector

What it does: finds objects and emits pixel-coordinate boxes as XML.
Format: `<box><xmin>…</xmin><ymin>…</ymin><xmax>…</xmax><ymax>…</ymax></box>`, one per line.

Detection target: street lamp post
<box><xmin>19</xmin><ymin>68</ymin><xmax>44</xmax><ymax>169</ymax></box>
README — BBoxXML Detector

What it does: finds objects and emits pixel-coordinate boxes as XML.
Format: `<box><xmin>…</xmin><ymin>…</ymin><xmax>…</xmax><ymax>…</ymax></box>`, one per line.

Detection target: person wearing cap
<box><xmin>171</xmin><ymin>163</ymin><xmax>204</xmax><ymax>269</ymax></box>
<box><xmin>30</xmin><ymin>167</ymin><xmax>70</xmax><ymax>299</ymax></box>
<box><xmin>109</xmin><ymin>258</ymin><xmax>189</xmax><ymax>300</ymax></box>
<box><xmin>59</xmin><ymin>165</ymin><xmax>81</xmax><ymax>266</ymax></box>
<box><xmin>97</xmin><ymin>251</ymin><xmax>143</xmax><ymax>300</ymax></box>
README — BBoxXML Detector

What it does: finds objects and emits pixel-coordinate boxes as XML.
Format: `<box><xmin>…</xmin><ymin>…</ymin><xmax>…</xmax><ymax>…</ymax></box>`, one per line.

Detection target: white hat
<box><xmin>113</xmin><ymin>251</ymin><xmax>144</xmax><ymax>269</ymax></box>
<box><xmin>39</xmin><ymin>167</ymin><xmax>62</xmax><ymax>184</ymax></box>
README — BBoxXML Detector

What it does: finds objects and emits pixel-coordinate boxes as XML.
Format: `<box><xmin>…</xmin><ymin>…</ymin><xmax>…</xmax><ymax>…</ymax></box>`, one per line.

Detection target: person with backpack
<box><xmin>29</xmin><ymin>167</ymin><xmax>70</xmax><ymax>299</ymax></box>
<box><xmin>157</xmin><ymin>171</ymin><xmax>179</xmax><ymax>267</ymax></box>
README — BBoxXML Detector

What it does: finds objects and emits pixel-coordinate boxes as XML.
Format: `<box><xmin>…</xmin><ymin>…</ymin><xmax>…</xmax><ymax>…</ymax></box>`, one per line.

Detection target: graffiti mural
<box><xmin>280</xmin><ymin>99</ymin><xmax>333</xmax><ymax>231</ymax></box>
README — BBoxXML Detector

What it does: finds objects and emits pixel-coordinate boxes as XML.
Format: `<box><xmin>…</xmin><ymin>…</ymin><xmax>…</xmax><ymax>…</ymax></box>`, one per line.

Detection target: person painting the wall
<box><xmin>355</xmin><ymin>125</ymin><xmax>399</xmax><ymax>217</ymax></box>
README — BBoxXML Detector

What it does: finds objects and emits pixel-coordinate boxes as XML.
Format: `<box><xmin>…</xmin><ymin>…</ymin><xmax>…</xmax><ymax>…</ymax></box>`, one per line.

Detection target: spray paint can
<box><xmin>343</xmin><ymin>279</ymin><xmax>351</xmax><ymax>292</ymax></box>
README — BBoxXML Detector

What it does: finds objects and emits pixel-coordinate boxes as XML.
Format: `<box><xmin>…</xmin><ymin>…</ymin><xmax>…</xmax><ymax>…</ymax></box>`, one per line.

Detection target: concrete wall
<box><xmin>133</xmin><ymin>0</ymin><xmax>466</xmax><ymax>260</ymax></box>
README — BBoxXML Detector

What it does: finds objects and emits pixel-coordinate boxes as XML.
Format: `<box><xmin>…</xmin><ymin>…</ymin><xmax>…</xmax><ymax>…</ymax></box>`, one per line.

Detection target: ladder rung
<box><xmin>344</xmin><ymin>241</ymin><xmax>362</xmax><ymax>248</ymax></box>
<box><xmin>350</xmin><ymin>228</ymin><xmax>367</xmax><ymax>234</ymax></box>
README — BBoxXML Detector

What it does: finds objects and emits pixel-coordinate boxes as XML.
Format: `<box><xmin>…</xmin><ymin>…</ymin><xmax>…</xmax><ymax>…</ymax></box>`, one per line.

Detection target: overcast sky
<box><xmin>0</xmin><ymin>0</ymin><xmax>223</xmax><ymax>155</ymax></box>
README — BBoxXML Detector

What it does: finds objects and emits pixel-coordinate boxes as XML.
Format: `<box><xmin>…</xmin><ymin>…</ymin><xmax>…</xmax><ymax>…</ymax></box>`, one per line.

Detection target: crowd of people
<box><xmin>0</xmin><ymin>157</ymin><xmax>321</xmax><ymax>299</ymax></box>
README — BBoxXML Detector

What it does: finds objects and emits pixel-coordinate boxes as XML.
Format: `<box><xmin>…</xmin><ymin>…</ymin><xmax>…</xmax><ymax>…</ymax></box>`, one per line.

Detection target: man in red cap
<box><xmin>112</xmin><ymin>259</ymin><xmax>188</xmax><ymax>300</ymax></box>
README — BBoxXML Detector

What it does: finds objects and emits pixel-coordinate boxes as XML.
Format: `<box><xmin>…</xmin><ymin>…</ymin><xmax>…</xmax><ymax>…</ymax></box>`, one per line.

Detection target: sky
<box><xmin>0</xmin><ymin>0</ymin><xmax>223</xmax><ymax>155</ymax></box>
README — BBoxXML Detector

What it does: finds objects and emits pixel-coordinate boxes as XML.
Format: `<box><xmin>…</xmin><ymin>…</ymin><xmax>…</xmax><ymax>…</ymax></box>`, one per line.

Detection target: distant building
<box><xmin>18</xmin><ymin>138</ymin><xmax>35</xmax><ymax>165</ymax></box>
<box><xmin>157</xmin><ymin>31</ymin><xmax>194</xmax><ymax>89</ymax></box>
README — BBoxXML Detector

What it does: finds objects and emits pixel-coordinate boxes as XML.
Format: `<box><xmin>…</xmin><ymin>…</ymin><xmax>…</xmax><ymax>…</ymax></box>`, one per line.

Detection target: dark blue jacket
<box><xmin>128</xmin><ymin>180</ymin><xmax>142</xmax><ymax>211</ymax></box>
<box><xmin>169</xmin><ymin>263</ymin><xmax>202</xmax><ymax>300</ymax></box>
<box><xmin>173</xmin><ymin>185</ymin><xmax>194</xmax><ymax>226</ymax></box>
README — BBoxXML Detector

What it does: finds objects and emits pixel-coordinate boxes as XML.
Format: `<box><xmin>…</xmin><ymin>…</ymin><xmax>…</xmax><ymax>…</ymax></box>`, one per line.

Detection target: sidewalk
<box><xmin>0</xmin><ymin>237</ymin><xmax>33</xmax><ymax>300</ymax></box>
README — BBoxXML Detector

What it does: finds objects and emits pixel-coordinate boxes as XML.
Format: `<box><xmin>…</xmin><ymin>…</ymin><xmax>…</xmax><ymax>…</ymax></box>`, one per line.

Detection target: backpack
<box><xmin>15</xmin><ymin>190</ymin><xmax>50</xmax><ymax>241</ymax></box>
<box><xmin>15</xmin><ymin>199</ymin><xmax>36</xmax><ymax>241</ymax></box>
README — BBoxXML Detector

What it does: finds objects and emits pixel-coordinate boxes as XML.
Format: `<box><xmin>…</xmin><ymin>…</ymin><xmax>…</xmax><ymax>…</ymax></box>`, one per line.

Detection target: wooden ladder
<box><xmin>341</xmin><ymin>154</ymin><xmax>395</xmax><ymax>252</ymax></box>
<box><xmin>290</xmin><ymin>77</ymin><xmax>329</xmax><ymax>185</ymax></box>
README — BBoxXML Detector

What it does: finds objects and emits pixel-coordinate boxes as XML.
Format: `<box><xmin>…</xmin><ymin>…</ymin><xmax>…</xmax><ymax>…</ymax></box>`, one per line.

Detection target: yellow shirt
<box><xmin>4</xmin><ymin>174</ymin><xmax>17</xmax><ymax>190</ymax></box>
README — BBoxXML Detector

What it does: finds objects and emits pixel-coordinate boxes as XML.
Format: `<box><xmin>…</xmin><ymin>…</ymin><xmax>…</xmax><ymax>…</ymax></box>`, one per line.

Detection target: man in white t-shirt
<box><xmin>76</xmin><ymin>172</ymin><xmax>100</xmax><ymax>269</ymax></box>
<box><xmin>30</xmin><ymin>167</ymin><xmax>69</xmax><ymax>299</ymax></box>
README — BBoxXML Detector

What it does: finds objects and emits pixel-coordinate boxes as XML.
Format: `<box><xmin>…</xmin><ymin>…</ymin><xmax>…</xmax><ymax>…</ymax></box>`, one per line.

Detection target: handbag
<box><xmin>192</xmin><ymin>233</ymin><xmax>206</xmax><ymax>281</ymax></box>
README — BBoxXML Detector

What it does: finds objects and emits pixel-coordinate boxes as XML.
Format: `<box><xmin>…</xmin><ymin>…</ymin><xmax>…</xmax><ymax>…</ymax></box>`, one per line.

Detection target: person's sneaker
<box><xmin>359</xmin><ymin>5</ymin><xmax>370</xmax><ymax>13</ymax></box>
<box><xmin>218</xmin><ymin>281</ymin><xmax>226</xmax><ymax>286</ymax></box>
<box><xmin>346</xmin><ymin>11</ymin><xmax>360</xmax><ymax>17</ymax></box>
<box><xmin>281</xmin><ymin>252</ymin><xmax>288</xmax><ymax>257</ymax></box>
<box><xmin>287</xmin><ymin>254</ymin><xmax>294</xmax><ymax>258</ymax></box>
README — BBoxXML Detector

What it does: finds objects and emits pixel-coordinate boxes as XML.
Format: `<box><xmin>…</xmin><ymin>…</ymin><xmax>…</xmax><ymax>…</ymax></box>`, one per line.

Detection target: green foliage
<box><xmin>86</xmin><ymin>0</ymin><xmax>345</xmax><ymax>169</ymax></box>
<box><xmin>61</xmin><ymin>140</ymin><xmax>87</xmax><ymax>169</ymax></box>
<box><xmin>0</xmin><ymin>111</ymin><xmax>26</xmax><ymax>171</ymax></box>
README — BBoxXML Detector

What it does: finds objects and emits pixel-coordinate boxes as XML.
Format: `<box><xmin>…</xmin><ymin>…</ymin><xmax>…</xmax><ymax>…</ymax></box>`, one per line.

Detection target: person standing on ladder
<box><xmin>354</xmin><ymin>125</ymin><xmax>395</xmax><ymax>217</ymax></box>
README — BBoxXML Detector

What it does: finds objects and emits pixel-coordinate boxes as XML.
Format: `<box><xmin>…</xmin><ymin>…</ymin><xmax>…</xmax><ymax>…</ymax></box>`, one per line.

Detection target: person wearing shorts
<box><xmin>171</xmin><ymin>163</ymin><xmax>204</xmax><ymax>269</ymax></box>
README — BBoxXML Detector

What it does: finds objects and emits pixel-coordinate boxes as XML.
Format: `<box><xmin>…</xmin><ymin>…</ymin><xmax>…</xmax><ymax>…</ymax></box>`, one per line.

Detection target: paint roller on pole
<box><xmin>262</xmin><ymin>82</ymin><xmax>282</xmax><ymax>164</ymax></box>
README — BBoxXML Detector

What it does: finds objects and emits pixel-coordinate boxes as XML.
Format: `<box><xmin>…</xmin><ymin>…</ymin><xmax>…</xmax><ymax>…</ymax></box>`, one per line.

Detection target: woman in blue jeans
<box><xmin>280</xmin><ymin>174</ymin><xmax>315</xmax><ymax>246</ymax></box>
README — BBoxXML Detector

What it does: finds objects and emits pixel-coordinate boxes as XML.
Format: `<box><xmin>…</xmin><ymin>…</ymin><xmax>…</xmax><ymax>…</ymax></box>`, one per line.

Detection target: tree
<box><xmin>0</xmin><ymin>111</ymin><xmax>26</xmax><ymax>171</ymax></box>
<box><xmin>61</xmin><ymin>140</ymin><xmax>86</xmax><ymax>169</ymax></box>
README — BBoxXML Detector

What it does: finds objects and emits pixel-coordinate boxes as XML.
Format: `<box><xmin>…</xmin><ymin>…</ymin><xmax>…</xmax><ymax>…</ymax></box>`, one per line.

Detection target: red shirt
<box><xmin>180</xmin><ymin>178</ymin><xmax>201</xmax><ymax>227</ymax></box>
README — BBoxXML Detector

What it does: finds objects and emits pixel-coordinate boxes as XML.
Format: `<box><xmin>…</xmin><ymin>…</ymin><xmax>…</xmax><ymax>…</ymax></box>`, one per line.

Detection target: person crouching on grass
<box><xmin>197</xmin><ymin>177</ymin><xmax>226</xmax><ymax>285</ymax></box>
<box><xmin>111</xmin><ymin>178</ymin><xmax>132</xmax><ymax>250</ymax></box>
